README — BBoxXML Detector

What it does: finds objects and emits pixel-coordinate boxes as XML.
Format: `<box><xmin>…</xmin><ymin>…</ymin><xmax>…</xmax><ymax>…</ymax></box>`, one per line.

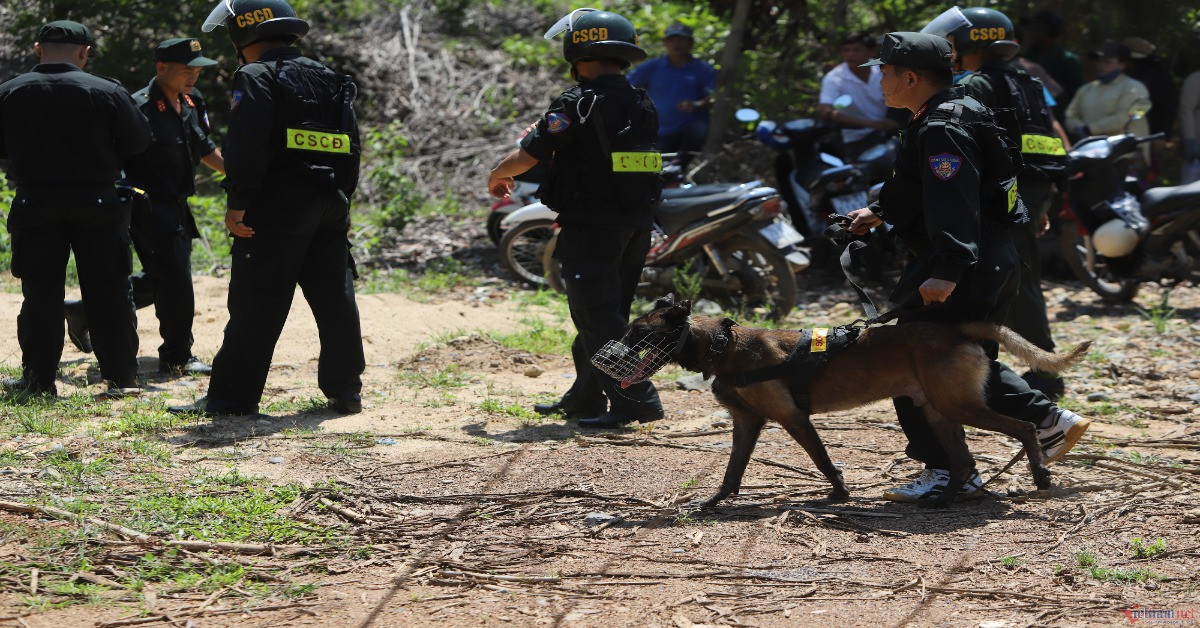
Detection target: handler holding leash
<box><xmin>846</xmin><ymin>32</ymin><xmax>1089</xmax><ymax>503</ymax></box>
<box><xmin>488</xmin><ymin>9</ymin><xmax>665</xmax><ymax>429</ymax></box>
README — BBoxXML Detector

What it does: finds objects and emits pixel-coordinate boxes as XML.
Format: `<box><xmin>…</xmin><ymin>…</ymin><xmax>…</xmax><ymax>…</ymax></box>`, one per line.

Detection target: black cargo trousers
<box><xmin>1004</xmin><ymin>178</ymin><xmax>1056</xmax><ymax>353</ymax></box>
<box><xmin>891</xmin><ymin>228</ymin><xmax>1055</xmax><ymax>469</ymax></box>
<box><xmin>9</xmin><ymin>185</ymin><xmax>139</xmax><ymax>390</ymax></box>
<box><xmin>554</xmin><ymin>221</ymin><xmax>662</xmax><ymax>415</ymax></box>
<box><xmin>205</xmin><ymin>180</ymin><xmax>365</xmax><ymax>413</ymax></box>
<box><xmin>128</xmin><ymin>196</ymin><xmax>198</xmax><ymax>365</ymax></box>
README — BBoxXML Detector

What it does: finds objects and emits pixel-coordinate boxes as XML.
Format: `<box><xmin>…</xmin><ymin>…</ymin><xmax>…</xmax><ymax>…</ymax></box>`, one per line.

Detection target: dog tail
<box><xmin>958</xmin><ymin>322</ymin><xmax>1092</xmax><ymax>373</ymax></box>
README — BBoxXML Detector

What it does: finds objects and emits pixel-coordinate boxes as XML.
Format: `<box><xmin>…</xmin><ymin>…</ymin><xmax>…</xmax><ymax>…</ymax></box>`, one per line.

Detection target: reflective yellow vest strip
<box><xmin>285</xmin><ymin>128</ymin><xmax>351</xmax><ymax>154</ymax></box>
<box><xmin>1021</xmin><ymin>134</ymin><xmax>1066</xmax><ymax>156</ymax></box>
<box><xmin>611</xmin><ymin>151</ymin><xmax>662</xmax><ymax>173</ymax></box>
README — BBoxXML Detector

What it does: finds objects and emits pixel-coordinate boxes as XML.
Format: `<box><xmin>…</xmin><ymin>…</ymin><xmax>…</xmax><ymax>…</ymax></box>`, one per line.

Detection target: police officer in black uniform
<box><xmin>170</xmin><ymin>0</ymin><xmax>364</xmax><ymax>416</ymax></box>
<box><xmin>845</xmin><ymin>32</ymin><xmax>1089</xmax><ymax>502</ymax></box>
<box><xmin>488</xmin><ymin>9</ymin><xmax>665</xmax><ymax>429</ymax></box>
<box><xmin>0</xmin><ymin>20</ymin><xmax>151</xmax><ymax>396</ymax></box>
<box><xmin>63</xmin><ymin>38</ymin><xmax>226</xmax><ymax>376</ymax></box>
<box><xmin>942</xmin><ymin>8</ymin><xmax>1071</xmax><ymax>399</ymax></box>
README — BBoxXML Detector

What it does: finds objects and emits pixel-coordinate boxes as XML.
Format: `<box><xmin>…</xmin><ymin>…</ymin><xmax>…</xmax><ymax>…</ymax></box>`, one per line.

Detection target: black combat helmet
<box><xmin>202</xmin><ymin>0</ymin><xmax>310</xmax><ymax>52</ymax></box>
<box><xmin>545</xmin><ymin>9</ymin><xmax>646</xmax><ymax>69</ymax></box>
<box><xmin>950</xmin><ymin>7</ymin><xmax>1018</xmax><ymax>60</ymax></box>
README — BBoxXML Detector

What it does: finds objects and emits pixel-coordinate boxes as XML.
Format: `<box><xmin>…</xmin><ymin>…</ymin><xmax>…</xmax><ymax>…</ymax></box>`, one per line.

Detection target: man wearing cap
<box><xmin>845</xmin><ymin>32</ymin><xmax>1089</xmax><ymax>503</ymax></box>
<box><xmin>0</xmin><ymin>20</ymin><xmax>151</xmax><ymax>397</ymax></box>
<box><xmin>1065</xmin><ymin>43</ymin><xmax>1151</xmax><ymax>152</ymax></box>
<box><xmin>628</xmin><ymin>22</ymin><xmax>716</xmax><ymax>165</ymax></box>
<box><xmin>63</xmin><ymin>37</ymin><xmax>226</xmax><ymax>377</ymax></box>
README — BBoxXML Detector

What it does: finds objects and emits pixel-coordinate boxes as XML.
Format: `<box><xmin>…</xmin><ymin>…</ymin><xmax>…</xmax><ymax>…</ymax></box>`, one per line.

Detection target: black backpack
<box><xmin>923</xmin><ymin>98</ymin><xmax>1028</xmax><ymax>225</ymax></box>
<box><xmin>977</xmin><ymin>64</ymin><xmax>1069</xmax><ymax>183</ymax></box>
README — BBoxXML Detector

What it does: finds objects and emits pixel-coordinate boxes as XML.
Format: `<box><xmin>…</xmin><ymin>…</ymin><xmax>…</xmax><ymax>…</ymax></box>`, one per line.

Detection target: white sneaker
<box><xmin>883</xmin><ymin>468</ymin><xmax>983</xmax><ymax>503</ymax></box>
<box><xmin>1038</xmin><ymin>407</ymin><xmax>1091</xmax><ymax>463</ymax></box>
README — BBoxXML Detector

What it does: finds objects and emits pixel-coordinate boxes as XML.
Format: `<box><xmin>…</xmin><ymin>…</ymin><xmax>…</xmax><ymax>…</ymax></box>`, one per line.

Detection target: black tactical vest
<box><xmin>267</xmin><ymin>58</ymin><xmax>360</xmax><ymax>195</ymax></box>
<box><xmin>977</xmin><ymin>64</ymin><xmax>1069</xmax><ymax>183</ymax></box>
<box><xmin>539</xmin><ymin>85</ymin><xmax>662</xmax><ymax>215</ymax></box>
<box><xmin>921</xmin><ymin>99</ymin><xmax>1028</xmax><ymax>225</ymax></box>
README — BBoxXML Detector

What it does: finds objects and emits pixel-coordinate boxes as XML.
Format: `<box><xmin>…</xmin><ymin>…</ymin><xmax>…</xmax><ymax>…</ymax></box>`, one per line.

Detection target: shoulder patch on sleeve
<box><xmin>546</xmin><ymin>112</ymin><xmax>571</xmax><ymax>134</ymax></box>
<box><xmin>929</xmin><ymin>153</ymin><xmax>963</xmax><ymax>180</ymax></box>
<box><xmin>230</xmin><ymin>89</ymin><xmax>244</xmax><ymax>110</ymax></box>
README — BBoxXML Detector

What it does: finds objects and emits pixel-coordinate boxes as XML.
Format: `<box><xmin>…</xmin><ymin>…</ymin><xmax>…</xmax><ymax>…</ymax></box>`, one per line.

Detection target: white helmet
<box><xmin>1092</xmin><ymin>219</ymin><xmax>1140</xmax><ymax>257</ymax></box>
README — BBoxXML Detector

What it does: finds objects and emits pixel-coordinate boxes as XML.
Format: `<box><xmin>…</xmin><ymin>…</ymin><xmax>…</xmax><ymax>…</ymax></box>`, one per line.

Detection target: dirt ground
<box><xmin>0</xmin><ymin>275</ymin><xmax>1198</xmax><ymax>627</ymax></box>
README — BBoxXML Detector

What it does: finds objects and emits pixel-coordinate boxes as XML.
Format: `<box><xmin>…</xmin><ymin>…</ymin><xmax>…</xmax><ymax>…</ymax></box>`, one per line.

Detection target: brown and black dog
<box><xmin>612</xmin><ymin>295</ymin><xmax>1091</xmax><ymax>507</ymax></box>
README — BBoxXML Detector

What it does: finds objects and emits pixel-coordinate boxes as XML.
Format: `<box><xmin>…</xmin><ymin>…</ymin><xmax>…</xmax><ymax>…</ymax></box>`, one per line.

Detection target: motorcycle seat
<box><xmin>1141</xmin><ymin>179</ymin><xmax>1200</xmax><ymax>218</ymax></box>
<box><xmin>655</xmin><ymin>189</ymin><xmax>746</xmax><ymax>232</ymax></box>
<box><xmin>662</xmin><ymin>183</ymin><xmax>737</xmax><ymax>199</ymax></box>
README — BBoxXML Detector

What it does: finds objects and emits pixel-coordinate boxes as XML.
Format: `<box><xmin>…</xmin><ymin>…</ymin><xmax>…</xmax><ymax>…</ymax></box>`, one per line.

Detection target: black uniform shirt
<box><xmin>521</xmin><ymin>73</ymin><xmax>656</xmax><ymax>229</ymax></box>
<box><xmin>872</xmin><ymin>86</ymin><xmax>984</xmax><ymax>285</ymax></box>
<box><xmin>222</xmin><ymin>47</ymin><xmax>360</xmax><ymax>211</ymax></box>
<box><xmin>124</xmin><ymin>78</ymin><xmax>217</xmax><ymax>197</ymax></box>
<box><xmin>0</xmin><ymin>63</ymin><xmax>150</xmax><ymax>186</ymax></box>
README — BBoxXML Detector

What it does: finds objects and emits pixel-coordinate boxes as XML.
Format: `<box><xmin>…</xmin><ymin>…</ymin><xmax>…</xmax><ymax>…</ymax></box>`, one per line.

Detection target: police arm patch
<box><xmin>928</xmin><ymin>152</ymin><xmax>963</xmax><ymax>180</ymax></box>
<box><xmin>230</xmin><ymin>89</ymin><xmax>244</xmax><ymax>110</ymax></box>
<box><xmin>546</xmin><ymin>112</ymin><xmax>571</xmax><ymax>134</ymax></box>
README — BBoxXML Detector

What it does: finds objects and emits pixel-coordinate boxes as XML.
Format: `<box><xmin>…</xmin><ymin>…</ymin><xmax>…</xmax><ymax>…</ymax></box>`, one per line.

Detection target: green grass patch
<box><xmin>999</xmin><ymin>555</ymin><xmax>1022</xmax><ymax>569</ymax></box>
<box><xmin>489</xmin><ymin>317</ymin><xmax>573</xmax><ymax>355</ymax></box>
<box><xmin>357</xmin><ymin>258</ymin><xmax>479</xmax><ymax>297</ymax></box>
<box><xmin>479</xmin><ymin>398</ymin><xmax>538</xmax><ymax>420</ymax></box>
<box><xmin>121</xmin><ymin>483</ymin><xmax>323</xmax><ymax>544</ymax></box>
<box><xmin>400</xmin><ymin>364</ymin><xmax>469</xmax><ymax>389</ymax></box>
<box><xmin>262</xmin><ymin>396</ymin><xmax>328</xmax><ymax>414</ymax></box>
<box><xmin>1131</xmin><ymin>537</ymin><xmax>1166</xmax><ymax>559</ymax></box>
<box><xmin>1074</xmin><ymin>549</ymin><xmax>1100</xmax><ymax>568</ymax></box>
<box><xmin>1088</xmin><ymin>566</ymin><xmax>1165</xmax><ymax>583</ymax></box>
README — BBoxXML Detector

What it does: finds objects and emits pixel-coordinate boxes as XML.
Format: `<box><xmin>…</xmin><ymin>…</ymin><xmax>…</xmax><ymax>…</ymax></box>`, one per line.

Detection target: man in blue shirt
<box><xmin>628</xmin><ymin>22</ymin><xmax>717</xmax><ymax>164</ymax></box>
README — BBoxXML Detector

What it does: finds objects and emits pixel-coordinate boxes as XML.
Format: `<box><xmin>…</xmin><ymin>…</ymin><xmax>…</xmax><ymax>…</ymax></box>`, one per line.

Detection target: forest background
<box><xmin>2</xmin><ymin>0</ymin><xmax>1200</xmax><ymax>275</ymax></box>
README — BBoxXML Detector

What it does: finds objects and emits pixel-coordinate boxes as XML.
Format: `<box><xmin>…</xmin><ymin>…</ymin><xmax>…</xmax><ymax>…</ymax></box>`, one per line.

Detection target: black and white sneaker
<box><xmin>1038</xmin><ymin>407</ymin><xmax>1091</xmax><ymax>463</ymax></box>
<box><xmin>882</xmin><ymin>468</ymin><xmax>984</xmax><ymax>503</ymax></box>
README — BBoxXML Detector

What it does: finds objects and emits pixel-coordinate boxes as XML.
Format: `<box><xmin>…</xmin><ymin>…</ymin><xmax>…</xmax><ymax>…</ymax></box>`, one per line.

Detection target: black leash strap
<box><xmin>833</xmin><ymin>235</ymin><xmax>948</xmax><ymax>326</ymax></box>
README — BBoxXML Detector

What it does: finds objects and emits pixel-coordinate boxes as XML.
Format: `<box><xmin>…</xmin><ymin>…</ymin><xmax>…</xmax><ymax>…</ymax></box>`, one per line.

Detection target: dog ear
<box><xmin>654</xmin><ymin>293</ymin><xmax>676</xmax><ymax>310</ymax></box>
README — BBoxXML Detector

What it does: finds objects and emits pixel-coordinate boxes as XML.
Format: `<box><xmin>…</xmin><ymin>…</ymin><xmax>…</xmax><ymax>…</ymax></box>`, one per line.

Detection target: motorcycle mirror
<box><xmin>735</xmin><ymin>108</ymin><xmax>761</xmax><ymax>124</ymax></box>
<box><xmin>832</xmin><ymin>94</ymin><xmax>853</xmax><ymax>110</ymax></box>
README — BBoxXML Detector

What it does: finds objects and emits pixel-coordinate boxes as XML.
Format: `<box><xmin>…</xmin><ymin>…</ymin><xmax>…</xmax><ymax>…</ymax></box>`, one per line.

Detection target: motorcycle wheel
<box><xmin>705</xmin><ymin>236</ymin><xmax>797</xmax><ymax>320</ymax></box>
<box><xmin>486</xmin><ymin>211</ymin><xmax>507</xmax><ymax>245</ymax></box>
<box><xmin>1059</xmin><ymin>224</ymin><xmax>1140</xmax><ymax>302</ymax></box>
<box><xmin>499</xmin><ymin>219</ymin><xmax>555</xmax><ymax>287</ymax></box>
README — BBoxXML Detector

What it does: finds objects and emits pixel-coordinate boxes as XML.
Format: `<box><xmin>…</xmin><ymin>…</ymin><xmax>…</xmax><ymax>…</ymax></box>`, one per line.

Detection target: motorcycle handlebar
<box><xmin>1137</xmin><ymin>132</ymin><xmax>1166</xmax><ymax>144</ymax></box>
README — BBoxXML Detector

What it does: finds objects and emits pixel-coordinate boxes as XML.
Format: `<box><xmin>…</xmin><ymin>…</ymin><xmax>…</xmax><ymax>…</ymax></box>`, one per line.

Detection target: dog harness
<box><xmin>722</xmin><ymin>322</ymin><xmax>862</xmax><ymax>413</ymax></box>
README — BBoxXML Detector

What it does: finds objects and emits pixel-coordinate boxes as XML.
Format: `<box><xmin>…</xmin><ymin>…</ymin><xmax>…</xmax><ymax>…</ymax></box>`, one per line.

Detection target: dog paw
<box><xmin>826</xmin><ymin>487</ymin><xmax>851</xmax><ymax>501</ymax></box>
<box><xmin>685</xmin><ymin>495</ymin><xmax>723</xmax><ymax>509</ymax></box>
<box><xmin>1032</xmin><ymin>466</ymin><xmax>1053</xmax><ymax>490</ymax></box>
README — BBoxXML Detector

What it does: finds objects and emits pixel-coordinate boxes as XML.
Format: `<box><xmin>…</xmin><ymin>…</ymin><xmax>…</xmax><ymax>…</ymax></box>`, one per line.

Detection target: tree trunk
<box><xmin>702</xmin><ymin>0</ymin><xmax>753</xmax><ymax>154</ymax></box>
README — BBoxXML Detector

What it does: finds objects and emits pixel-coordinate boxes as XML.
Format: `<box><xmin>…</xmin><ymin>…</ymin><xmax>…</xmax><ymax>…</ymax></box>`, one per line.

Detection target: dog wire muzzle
<box><xmin>590</xmin><ymin>318</ymin><xmax>692</xmax><ymax>387</ymax></box>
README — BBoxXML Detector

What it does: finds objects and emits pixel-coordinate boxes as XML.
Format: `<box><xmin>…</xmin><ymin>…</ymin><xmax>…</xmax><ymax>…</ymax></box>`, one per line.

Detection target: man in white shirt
<box><xmin>818</xmin><ymin>32</ymin><xmax>900</xmax><ymax>160</ymax></box>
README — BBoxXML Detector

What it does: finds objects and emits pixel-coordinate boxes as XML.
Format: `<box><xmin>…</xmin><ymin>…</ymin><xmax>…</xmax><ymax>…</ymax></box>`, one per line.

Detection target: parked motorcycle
<box><xmin>486</xmin><ymin>175</ymin><xmax>543</xmax><ymax>245</ymax></box>
<box><xmin>744</xmin><ymin>100</ymin><xmax>901</xmax><ymax>286</ymax></box>
<box><xmin>528</xmin><ymin>180</ymin><xmax>807</xmax><ymax>320</ymax></box>
<box><xmin>1060</xmin><ymin>129</ymin><xmax>1200</xmax><ymax>301</ymax></box>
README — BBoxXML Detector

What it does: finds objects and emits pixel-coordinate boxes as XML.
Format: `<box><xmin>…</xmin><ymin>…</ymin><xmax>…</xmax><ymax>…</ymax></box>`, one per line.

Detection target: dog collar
<box><xmin>697</xmin><ymin>317</ymin><xmax>737</xmax><ymax>374</ymax></box>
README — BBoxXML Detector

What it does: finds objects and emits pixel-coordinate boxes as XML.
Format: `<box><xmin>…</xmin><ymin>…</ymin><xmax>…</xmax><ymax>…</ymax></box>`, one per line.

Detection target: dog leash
<box><xmin>825</xmin><ymin>217</ymin><xmax>948</xmax><ymax>325</ymax></box>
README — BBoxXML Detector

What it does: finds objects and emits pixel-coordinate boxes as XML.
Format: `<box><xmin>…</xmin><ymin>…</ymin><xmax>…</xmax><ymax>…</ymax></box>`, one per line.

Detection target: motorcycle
<box><xmin>1059</xmin><ymin>127</ymin><xmax>1200</xmax><ymax>302</ymax></box>
<box><xmin>744</xmin><ymin>99</ymin><xmax>901</xmax><ymax>286</ymax></box>
<box><xmin>532</xmin><ymin>180</ymin><xmax>807</xmax><ymax>320</ymax></box>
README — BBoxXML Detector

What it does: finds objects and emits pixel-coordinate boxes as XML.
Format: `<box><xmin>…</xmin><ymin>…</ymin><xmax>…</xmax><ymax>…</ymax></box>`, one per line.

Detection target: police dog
<box><xmin>609</xmin><ymin>295</ymin><xmax>1091</xmax><ymax>508</ymax></box>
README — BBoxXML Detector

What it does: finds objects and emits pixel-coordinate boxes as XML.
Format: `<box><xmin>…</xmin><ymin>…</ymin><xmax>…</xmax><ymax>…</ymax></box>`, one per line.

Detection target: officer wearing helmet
<box><xmin>487</xmin><ymin>9</ymin><xmax>664</xmax><ymax>429</ymax></box>
<box><xmin>170</xmin><ymin>0</ymin><xmax>364</xmax><ymax>416</ymax></box>
<box><xmin>845</xmin><ymin>32</ymin><xmax>1090</xmax><ymax>503</ymax></box>
<box><xmin>926</xmin><ymin>6</ymin><xmax>1071</xmax><ymax>398</ymax></box>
